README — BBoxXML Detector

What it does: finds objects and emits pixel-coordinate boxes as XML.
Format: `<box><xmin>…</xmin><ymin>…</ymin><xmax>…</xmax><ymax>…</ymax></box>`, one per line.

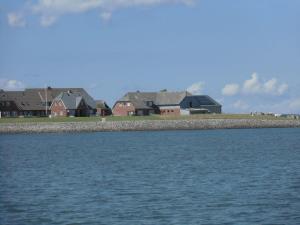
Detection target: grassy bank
<box><xmin>0</xmin><ymin>114</ymin><xmax>294</xmax><ymax>124</ymax></box>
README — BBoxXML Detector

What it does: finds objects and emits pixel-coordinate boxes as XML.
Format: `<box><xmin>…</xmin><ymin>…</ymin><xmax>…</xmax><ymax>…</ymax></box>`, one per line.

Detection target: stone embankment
<box><xmin>1</xmin><ymin>119</ymin><xmax>300</xmax><ymax>134</ymax></box>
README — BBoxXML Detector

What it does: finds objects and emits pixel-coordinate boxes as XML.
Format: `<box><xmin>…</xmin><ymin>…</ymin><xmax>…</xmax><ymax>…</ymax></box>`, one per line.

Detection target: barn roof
<box><xmin>183</xmin><ymin>95</ymin><xmax>221</xmax><ymax>106</ymax></box>
<box><xmin>155</xmin><ymin>91</ymin><xmax>192</xmax><ymax>105</ymax></box>
<box><xmin>119</xmin><ymin>92</ymin><xmax>157</xmax><ymax>109</ymax></box>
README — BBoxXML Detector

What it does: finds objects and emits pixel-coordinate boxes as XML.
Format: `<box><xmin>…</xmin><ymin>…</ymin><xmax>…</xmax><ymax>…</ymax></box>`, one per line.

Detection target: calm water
<box><xmin>1</xmin><ymin>128</ymin><xmax>300</xmax><ymax>225</ymax></box>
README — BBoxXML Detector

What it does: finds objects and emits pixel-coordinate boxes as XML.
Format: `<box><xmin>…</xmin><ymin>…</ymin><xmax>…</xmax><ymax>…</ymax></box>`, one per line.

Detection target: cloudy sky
<box><xmin>0</xmin><ymin>0</ymin><xmax>299</xmax><ymax>113</ymax></box>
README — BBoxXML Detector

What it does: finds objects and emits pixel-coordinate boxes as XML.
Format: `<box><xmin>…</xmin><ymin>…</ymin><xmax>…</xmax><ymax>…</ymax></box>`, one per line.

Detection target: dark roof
<box><xmin>184</xmin><ymin>95</ymin><xmax>221</xmax><ymax>106</ymax></box>
<box><xmin>25</xmin><ymin>88</ymin><xmax>96</xmax><ymax>109</ymax></box>
<box><xmin>0</xmin><ymin>90</ymin><xmax>44</xmax><ymax>110</ymax></box>
<box><xmin>0</xmin><ymin>88</ymin><xmax>96</xmax><ymax>111</ymax></box>
<box><xmin>52</xmin><ymin>92</ymin><xmax>84</xmax><ymax>109</ymax></box>
<box><xmin>95</xmin><ymin>100</ymin><xmax>110</xmax><ymax>109</ymax></box>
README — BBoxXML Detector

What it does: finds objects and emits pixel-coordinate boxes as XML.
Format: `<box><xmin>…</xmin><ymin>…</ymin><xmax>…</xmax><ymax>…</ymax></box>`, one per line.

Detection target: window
<box><xmin>126</xmin><ymin>102</ymin><xmax>131</xmax><ymax>107</ymax></box>
<box><xmin>60</xmin><ymin>111</ymin><xmax>63</xmax><ymax>116</ymax></box>
<box><xmin>189</xmin><ymin>101</ymin><xmax>193</xmax><ymax>107</ymax></box>
<box><xmin>6</xmin><ymin>101</ymin><xmax>10</xmax><ymax>106</ymax></box>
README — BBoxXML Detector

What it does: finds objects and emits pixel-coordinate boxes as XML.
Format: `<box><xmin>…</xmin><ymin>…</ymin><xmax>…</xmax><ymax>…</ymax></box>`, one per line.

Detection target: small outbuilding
<box><xmin>95</xmin><ymin>100</ymin><xmax>112</xmax><ymax>116</ymax></box>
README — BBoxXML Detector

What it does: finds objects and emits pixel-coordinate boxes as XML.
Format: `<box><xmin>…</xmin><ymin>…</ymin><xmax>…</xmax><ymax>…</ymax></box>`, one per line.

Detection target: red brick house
<box><xmin>113</xmin><ymin>92</ymin><xmax>157</xmax><ymax>116</ymax></box>
<box><xmin>50</xmin><ymin>91</ymin><xmax>90</xmax><ymax>117</ymax></box>
<box><xmin>112</xmin><ymin>91</ymin><xmax>221</xmax><ymax>116</ymax></box>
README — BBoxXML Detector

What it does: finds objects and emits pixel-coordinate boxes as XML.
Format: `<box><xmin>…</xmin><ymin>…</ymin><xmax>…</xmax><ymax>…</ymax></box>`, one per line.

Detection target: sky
<box><xmin>0</xmin><ymin>0</ymin><xmax>300</xmax><ymax>113</ymax></box>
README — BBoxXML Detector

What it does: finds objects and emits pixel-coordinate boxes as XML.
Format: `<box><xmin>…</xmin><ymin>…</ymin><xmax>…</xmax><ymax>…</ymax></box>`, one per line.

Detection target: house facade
<box><xmin>113</xmin><ymin>92</ymin><xmax>157</xmax><ymax>116</ymax></box>
<box><xmin>112</xmin><ymin>91</ymin><xmax>222</xmax><ymax>116</ymax></box>
<box><xmin>0</xmin><ymin>87</ymin><xmax>96</xmax><ymax>117</ymax></box>
<box><xmin>50</xmin><ymin>91</ymin><xmax>90</xmax><ymax>117</ymax></box>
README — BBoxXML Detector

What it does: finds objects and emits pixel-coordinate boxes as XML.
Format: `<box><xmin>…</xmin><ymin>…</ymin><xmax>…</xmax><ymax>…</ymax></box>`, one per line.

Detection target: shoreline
<box><xmin>1</xmin><ymin>119</ymin><xmax>300</xmax><ymax>134</ymax></box>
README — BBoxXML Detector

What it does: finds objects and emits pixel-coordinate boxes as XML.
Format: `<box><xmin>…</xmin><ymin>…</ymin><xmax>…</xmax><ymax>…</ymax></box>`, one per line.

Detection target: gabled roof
<box><xmin>0</xmin><ymin>87</ymin><xmax>96</xmax><ymax>111</ymax></box>
<box><xmin>119</xmin><ymin>92</ymin><xmax>157</xmax><ymax>109</ymax></box>
<box><xmin>155</xmin><ymin>91</ymin><xmax>191</xmax><ymax>106</ymax></box>
<box><xmin>184</xmin><ymin>95</ymin><xmax>221</xmax><ymax>106</ymax></box>
<box><xmin>52</xmin><ymin>92</ymin><xmax>84</xmax><ymax>109</ymax></box>
<box><xmin>115</xmin><ymin>91</ymin><xmax>192</xmax><ymax>109</ymax></box>
<box><xmin>25</xmin><ymin>88</ymin><xmax>96</xmax><ymax>109</ymax></box>
<box><xmin>0</xmin><ymin>90</ymin><xmax>45</xmax><ymax>110</ymax></box>
<box><xmin>95</xmin><ymin>100</ymin><xmax>111</xmax><ymax>109</ymax></box>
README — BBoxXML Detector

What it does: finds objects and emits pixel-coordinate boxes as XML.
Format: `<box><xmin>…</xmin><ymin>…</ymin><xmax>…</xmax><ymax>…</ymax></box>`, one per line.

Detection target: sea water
<box><xmin>1</xmin><ymin>128</ymin><xmax>300</xmax><ymax>224</ymax></box>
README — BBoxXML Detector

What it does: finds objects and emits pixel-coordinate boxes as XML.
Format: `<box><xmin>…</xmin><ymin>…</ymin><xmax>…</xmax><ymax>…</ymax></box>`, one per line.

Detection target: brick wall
<box><xmin>112</xmin><ymin>102</ymin><xmax>135</xmax><ymax>116</ymax></box>
<box><xmin>51</xmin><ymin>100</ymin><xmax>67</xmax><ymax>117</ymax></box>
<box><xmin>160</xmin><ymin>108</ymin><xmax>180</xmax><ymax>116</ymax></box>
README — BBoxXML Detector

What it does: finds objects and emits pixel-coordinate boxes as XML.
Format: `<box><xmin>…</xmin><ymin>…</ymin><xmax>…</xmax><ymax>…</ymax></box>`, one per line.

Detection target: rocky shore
<box><xmin>1</xmin><ymin>119</ymin><xmax>300</xmax><ymax>134</ymax></box>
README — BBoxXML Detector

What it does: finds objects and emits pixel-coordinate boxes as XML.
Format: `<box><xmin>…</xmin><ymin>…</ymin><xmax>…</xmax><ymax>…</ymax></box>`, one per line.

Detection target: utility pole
<box><xmin>45</xmin><ymin>86</ymin><xmax>48</xmax><ymax>116</ymax></box>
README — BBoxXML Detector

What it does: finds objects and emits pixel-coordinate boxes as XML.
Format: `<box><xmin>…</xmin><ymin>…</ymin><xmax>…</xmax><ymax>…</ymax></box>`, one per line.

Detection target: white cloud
<box><xmin>222</xmin><ymin>83</ymin><xmax>239</xmax><ymax>96</ymax></box>
<box><xmin>187</xmin><ymin>82</ymin><xmax>204</xmax><ymax>95</ymax></box>
<box><xmin>222</xmin><ymin>73</ymin><xmax>288</xmax><ymax>97</ymax></box>
<box><xmin>221</xmin><ymin>73</ymin><xmax>296</xmax><ymax>113</ymax></box>
<box><xmin>233</xmin><ymin>100</ymin><xmax>249</xmax><ymax>111</ymax></box>
<box><xmin>242</xmin><ymin>73</ymin><xmax>262</xmax><ymax>94</ymax></box>
<box><xmin>277</xmin><ymin>83</ymin><xmax>289</xmax><ymax>95</ymax></box>
<box><xmin>7</xmin><ymin>12</ymin><xmax>26</xmax><ymax>27</ymax></box>
<box><xmin>241</xmin><ymin>73</ymin><xmax>288</xmax><ymax>96</ymax></box>
<box><xmin>30</xmin><ymin>0</ymin><xmax>195</xmax><ymax>26</ymax></box>
<box><xmin>263</xmin><ymin>78</ymin><xmax>277</xmax><ymax>94</ymax></box>
<box><xmin>0</xmin><ymin>79</ymin><xmax>26</xmax><ymax>91</ymax></box>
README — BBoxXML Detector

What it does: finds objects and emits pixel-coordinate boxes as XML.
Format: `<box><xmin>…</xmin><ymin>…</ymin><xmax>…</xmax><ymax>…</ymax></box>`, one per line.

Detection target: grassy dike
<box><xmin>0</xmin><ymin>114</ymin><xmax>300</xmax><ymax>134</ymax></box>
<box><xmin>0</xmin><ymin>114</ymin><xmax>294</xmax><ymax>124</ymax></box>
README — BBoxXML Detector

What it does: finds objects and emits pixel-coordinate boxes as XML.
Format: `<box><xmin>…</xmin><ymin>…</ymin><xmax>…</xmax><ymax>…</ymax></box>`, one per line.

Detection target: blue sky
<box><xmin>0</xmin><ymin>0</ymin><xmax>300</xmax><ymax>113</ymax></box>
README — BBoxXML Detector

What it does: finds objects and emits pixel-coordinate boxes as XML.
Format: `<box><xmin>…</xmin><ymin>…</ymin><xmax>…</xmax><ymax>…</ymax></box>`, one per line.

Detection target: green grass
<box><xmin>0</xmin><ymin>114</ymin><xmax>292</xmax><ymax>124</ymax></box>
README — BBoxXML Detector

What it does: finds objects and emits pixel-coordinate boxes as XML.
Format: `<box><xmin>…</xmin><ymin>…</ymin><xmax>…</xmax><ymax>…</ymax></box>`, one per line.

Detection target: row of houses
<box><xmin>0</xmin><ymin>87</ymin><xmax>222</xmax><ymax>117</ymax></box>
